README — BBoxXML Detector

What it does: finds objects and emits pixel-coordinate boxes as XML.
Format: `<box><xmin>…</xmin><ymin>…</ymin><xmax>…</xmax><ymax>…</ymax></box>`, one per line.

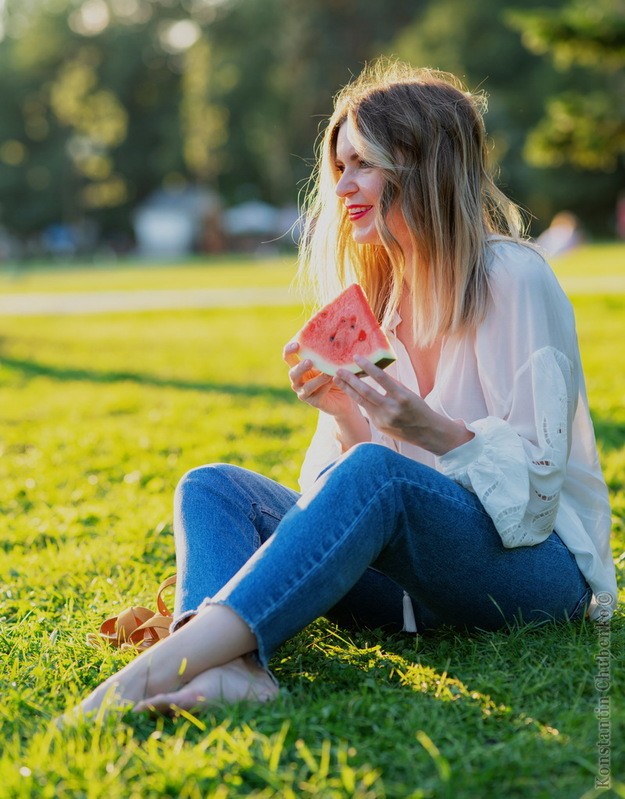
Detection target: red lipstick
<box><xmin>347</xmin><ymin>205</ymin><xmax>372</xmax><ymax>221</ymax></box>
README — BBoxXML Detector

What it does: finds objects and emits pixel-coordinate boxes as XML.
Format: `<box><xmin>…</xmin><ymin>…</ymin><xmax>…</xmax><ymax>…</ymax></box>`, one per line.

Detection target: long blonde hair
<box><xmin>298</xmin><ymin>60</ymin><xmax>525</xmax><ymax>344</ymax></box>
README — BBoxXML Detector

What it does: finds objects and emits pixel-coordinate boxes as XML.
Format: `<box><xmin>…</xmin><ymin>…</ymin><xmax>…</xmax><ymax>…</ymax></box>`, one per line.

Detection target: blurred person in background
<box><xmin>536</xmin><ymin>211</ymin><xmax>584</xmax><ymax>258</ymax></box>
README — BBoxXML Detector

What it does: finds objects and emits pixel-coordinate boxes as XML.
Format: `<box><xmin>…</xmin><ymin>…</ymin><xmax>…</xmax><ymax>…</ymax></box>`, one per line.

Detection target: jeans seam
<box><xmin>542</xmin><ymin>532</ymin><xmax>565</xmax><ymax>547</ymax></box>
<box><xmin>213</xmin><ymin>468</ymin><xmax>257</xmax><ymax>521</ymax></box>
<box><xmin>569</xmin><ymin>585</ymin><xmax>592</xmax><ymax>620</ymax></box>
<box><xmin>393</xmin><ymin>477</ymin><xmax>493</xmax><ymax>520</ymax></box>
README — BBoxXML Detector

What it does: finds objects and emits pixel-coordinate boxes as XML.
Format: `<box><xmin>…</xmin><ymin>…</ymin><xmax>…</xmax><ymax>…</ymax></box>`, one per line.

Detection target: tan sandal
<box><xmin>87</xmin><ymin>575</ymin><xmax>177</xmax><ymax>652</ymax></box>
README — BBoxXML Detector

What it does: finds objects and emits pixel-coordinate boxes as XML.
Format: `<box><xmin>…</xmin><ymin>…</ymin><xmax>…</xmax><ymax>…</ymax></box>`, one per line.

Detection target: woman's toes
<box><xmin>133</xmin><ymin>691</ymin><xmax>186</xmax><ymax>716</ymax></box>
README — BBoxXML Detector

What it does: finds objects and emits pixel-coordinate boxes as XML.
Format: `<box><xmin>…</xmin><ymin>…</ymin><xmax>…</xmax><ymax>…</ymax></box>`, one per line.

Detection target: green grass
<box><xmin>0</xmin><ymin>241</ymin><xmax>619</xmax><ymax>296</ymax></box>
<box><xmin>0</xmin><ymin>254</ymin><xmax>296</xmax><ymax>294</ymax></box>
<box><xmin>550</xmin><ymin>243</ymin><xmax>625</xmax><ymax>280</ymax></box>
<box><xmin>0</xmin><ymin>245</ymin><xmax>624</xmax><ymax>798</ymax></box>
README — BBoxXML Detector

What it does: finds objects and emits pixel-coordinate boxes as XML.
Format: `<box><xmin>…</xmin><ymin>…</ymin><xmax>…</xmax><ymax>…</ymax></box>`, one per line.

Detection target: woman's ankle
<box><xmin>170</xmin><ymin>610</ymin><xmax>197</xmax><ymax>633</ymax></box>
<box><xmin>241</xmin><ymin>653</ymin><xmax>279</xmax><ymax>687</ymax></box>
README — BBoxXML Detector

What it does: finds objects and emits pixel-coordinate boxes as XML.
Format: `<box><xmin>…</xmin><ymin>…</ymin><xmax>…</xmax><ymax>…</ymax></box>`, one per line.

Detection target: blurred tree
<box><xmin>181</xmin><ymin>37</ymin><xmax>228</xmax><ymax>181</ymax></box>
<box><xmin>0</xmin><ymin>0</ymin><xmax>621</xmax><ymax>245</ymax></box>
<box><xmin>0</xmin><ymin>0</ymin><xmax>415</xmax><ymax>244</ymax></box>
<box><xmin>389</xmin><ymin>0</ymin><xmax>624</xmax><ymax>235</ymax></box>
<box><xmin>207</xmin><ymin>0</ymin><xmax>415</xmax><ymax>204</ymax></box>
<box><xmin>0</xmin><ymin>0</ymin><xmax>233</xmax><ymax>241</ymax></box>
<box><xmin>49</xmin><ymin>49</ymin><xmax>128</xmax><ymax>207</ymax></box>
<box><xmin>508</xmin><ymin>0</ymin><xmax>625</xmax><ymax>170</ymax></box>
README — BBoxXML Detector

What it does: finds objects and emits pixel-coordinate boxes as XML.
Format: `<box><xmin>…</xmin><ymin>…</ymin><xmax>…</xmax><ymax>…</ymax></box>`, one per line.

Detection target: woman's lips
<box><xmin>347</xmin><ymin>205</ymin><xmax>372</xmax><ymax>221</ymax></box>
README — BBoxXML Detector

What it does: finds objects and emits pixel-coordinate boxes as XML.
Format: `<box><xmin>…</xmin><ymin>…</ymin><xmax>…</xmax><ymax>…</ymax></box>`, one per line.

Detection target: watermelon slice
<box><xmin>292</xmin><ymin>284</ymin><xmax>396</xmax><ymax>375</ymax></box>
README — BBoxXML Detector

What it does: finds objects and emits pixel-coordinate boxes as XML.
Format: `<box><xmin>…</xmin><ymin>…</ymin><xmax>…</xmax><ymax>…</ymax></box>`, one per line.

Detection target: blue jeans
<box><xmin>173</xmin><ymin>443</ymin><xmax>591</xmax><ymax>667</ymax></box>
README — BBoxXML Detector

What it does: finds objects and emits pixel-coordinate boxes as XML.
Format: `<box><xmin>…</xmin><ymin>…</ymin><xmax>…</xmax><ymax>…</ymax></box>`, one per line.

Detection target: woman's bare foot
<box><xmin>133</xmin><ymin>655</ymin><xmax>279</xmax><ymax>715</ymax></box>
<box><xmin>57</xmin><ymin>656</ymin><xmax>154</xmax><ymax>725</ymax></box>
<box><xmin>57</xmin><ymin>604</ymin><xmax>263</xmax><ymax>725</ymax></box>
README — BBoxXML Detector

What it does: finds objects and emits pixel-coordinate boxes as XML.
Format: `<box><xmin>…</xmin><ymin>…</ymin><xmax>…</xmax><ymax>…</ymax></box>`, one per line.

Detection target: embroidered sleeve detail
<box><xmin>438</xmin><ymin>347</ymin><xmax>576</xmax><ymax>548</ymax></box>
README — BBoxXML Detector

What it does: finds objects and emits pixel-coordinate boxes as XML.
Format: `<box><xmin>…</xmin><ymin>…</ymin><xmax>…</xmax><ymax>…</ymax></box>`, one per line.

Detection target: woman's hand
<box><xmin>283</xmin><ymin>343</ymin><xmax>372</xmax><ymax>451</ymax></box>
<box><xmin>283</xmin><ymin>342</ymin><xmax>361</xmax><ymax>419</ymax></box>
<box><xmin>334</xmin><ymin>356</ymin><xmax>473</xmax><ymax>456</ymax></box>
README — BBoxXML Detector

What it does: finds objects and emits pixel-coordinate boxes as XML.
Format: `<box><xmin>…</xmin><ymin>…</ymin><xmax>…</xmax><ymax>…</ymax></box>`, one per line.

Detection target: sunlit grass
<box><xmin>0</xmin><ymin>245</ymin><xmax>623</xmax><ymax>798</ymax></box>
<box><xmin>550</xmin><ymin>242</ymin><xmax>625</xmax><ymax>280</ymax></box>
<box><xmin>1</xmin><ymin>240</ymin><xmax>622</xmax><ymax>296</ymax></box>
<box><xmin>0</xmin><ymin>254</ymin><xmax>296</xmax><ymax>294</ymax></box>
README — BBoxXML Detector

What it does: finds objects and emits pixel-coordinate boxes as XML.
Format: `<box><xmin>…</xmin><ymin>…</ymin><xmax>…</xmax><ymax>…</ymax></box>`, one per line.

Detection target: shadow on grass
<box><xmin>591</xmin><ymin>412</ymin><xmax>625</xmax><ymax>453</ymax></box>
<box><xmin>0</xmin><ymin>354</ymin><xmax>294</xmax><ymax>402</ymax></box>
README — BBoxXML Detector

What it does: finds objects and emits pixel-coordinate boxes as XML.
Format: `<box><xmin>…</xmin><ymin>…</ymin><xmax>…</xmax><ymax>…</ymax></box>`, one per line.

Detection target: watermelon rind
<box><xmin>296</xmin><ymin>345</ymin><xmax>396</xmax><ymax>377</ymax></box>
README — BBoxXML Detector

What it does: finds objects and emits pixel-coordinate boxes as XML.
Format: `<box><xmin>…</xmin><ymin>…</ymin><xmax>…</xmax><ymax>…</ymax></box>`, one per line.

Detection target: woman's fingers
<box><xmin>283</xmin><ymin>341</ymin><xmax>300</xmax><ymax>367</ymax></box>
<box><xmin>133</xmin><ymin>692</ymin><xmax>189</xmax><ymax>716</ymax></box>
<box><xmin>297</xmin><ymin>371</ymin><xmax>332</xmax><ymax>399</ymax></box>
<box><xmin>334</xmin><ymin>369</ymin><xmax>385</xmax><ymax>406</ymax></box>
<box><xmin>289</xmin><ymin>357</ymin><xmax>315</xmax><ymax>382</ymax></box>
<box><xmin>335</xmin><ymin>356</ymin><xmax>410</xmax><ymax>411</ymax></box>
<box><xmin>287</xmin><ymin>355</ymin><xmax>325</xmax><ymax>394</ymax></box>
<box><xmin>353</xmin><ymin>356</ymin><xmax>401</xmax><ymax>393</ymax></box>
<box><xmin>284</xmin><ymin>342</ymin><xmax>327</xmax><ymax>386</ymax></box>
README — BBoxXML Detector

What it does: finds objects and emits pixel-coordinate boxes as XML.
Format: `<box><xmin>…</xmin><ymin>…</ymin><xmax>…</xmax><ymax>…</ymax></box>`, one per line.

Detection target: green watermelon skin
<box><xmin>293</xmin><ymin>284</ymin><xmax>396</xmax><ymax>376</ymax></box>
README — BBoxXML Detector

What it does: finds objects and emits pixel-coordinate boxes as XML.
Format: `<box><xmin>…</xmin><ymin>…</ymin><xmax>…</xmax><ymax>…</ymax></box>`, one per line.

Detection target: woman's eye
<box><xmin>359</xmin><ymin>160</ymin><xmax>372</xmax><ymax>169</ymax></box>
<box><xmin>335</xmin><ymin>164</ymin><xmax>345</xmax><ymax>174</ymax></box>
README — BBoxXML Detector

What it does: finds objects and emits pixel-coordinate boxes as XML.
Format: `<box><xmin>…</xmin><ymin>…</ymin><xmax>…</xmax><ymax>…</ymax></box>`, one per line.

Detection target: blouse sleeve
<box><xmin>437</xmin><ymin>243</ymin><xmax>580</xmax><ymax>548</ymax></box>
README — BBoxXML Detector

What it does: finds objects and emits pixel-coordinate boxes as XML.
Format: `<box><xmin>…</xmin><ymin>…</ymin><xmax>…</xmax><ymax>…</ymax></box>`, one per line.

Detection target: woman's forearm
<box><xmin>334</xmin><ymin>411</ymin><xmax>371</xmax><ymax>453</ymax></box>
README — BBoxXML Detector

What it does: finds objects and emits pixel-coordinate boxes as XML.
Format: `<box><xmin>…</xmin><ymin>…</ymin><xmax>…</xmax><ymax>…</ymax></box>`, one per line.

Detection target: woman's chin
<box><xmin>350</xmin><ymin>228</ymin><xmax>380</xmax><ymax>246</ymax></box>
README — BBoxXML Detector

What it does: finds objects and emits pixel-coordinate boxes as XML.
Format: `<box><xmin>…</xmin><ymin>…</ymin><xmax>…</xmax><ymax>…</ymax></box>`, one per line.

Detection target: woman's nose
<box><xmin>335</xmin><ymin>172</ymin><xmax>355</xmax><ymax>198</ymax></box>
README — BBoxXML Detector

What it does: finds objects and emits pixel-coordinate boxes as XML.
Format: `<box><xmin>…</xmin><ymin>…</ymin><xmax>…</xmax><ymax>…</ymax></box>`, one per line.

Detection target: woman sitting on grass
<box><xmin>69</xmin><ymin>60</ymin><xmax>617</xmax><ymax>718</ymax></box>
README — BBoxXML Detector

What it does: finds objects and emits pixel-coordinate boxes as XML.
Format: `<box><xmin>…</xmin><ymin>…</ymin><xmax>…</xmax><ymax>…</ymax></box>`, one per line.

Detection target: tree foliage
<box><xmin>509</xmin><ymin>0</ymin><xmax>625</xmax><ymax>171</ymax></box>
<box><xmin>0</xmin><ymin>0</ymin><xmax>622</xmax><ymax>243</ymax></box>
<box><xmin>0</xmin><ymin>0</ymin><xmax>414</xmax><ymax>239</ymax></box>
<box><xmin>390</xmin><ymin>0</ymin><xmax>624</xmax><ymax>233</ymax></box>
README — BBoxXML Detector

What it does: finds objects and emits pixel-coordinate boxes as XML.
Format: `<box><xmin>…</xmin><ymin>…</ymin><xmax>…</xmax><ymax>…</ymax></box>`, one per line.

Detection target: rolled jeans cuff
<box><xmin>170</xmin><ymin>608</ymin><xmax>199</xmax><ymax>633</ymax></box>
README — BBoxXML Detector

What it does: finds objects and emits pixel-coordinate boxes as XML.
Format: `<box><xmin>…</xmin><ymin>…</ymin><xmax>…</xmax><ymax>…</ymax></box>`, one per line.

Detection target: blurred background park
<box><xmin>0</xmin><ymin>0</ymin><xmax>623</xmax><ymax>265</ymax></box>
<box><xmin>1</xmin><ymin>4</ymin><xmax>624</xmax><ymax>794</ymax></box>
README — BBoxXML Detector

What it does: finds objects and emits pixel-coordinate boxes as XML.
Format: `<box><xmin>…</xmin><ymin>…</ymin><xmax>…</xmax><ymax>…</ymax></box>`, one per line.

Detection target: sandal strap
<box><xmin>156</xmin><ymin>574</ymin><xmax>177</xmax><ymax>617</ymax></box>
<box><xmin>129</xmin><ymin>613</ymin><xmax>172</xmax><ymax>637</ymax></box>
<box><xmin>123</xmin><ymin>613</ymin><xmax>172</xmax><ymax>650</ymax></box>
<box><xmin>88</xmin><ymin>574</ymin><xmax>177</xmax><ymax>652</ymax></box>
<box><xmin>90</xmin><ymin>605</ymin><xmax>155</xmax><ymax>648</ymax></box>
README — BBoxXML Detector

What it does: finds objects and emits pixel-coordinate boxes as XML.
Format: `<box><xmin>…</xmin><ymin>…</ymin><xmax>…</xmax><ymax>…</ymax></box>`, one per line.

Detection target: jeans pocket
<box><xmin>255</xmin><ymin>504</ymin><xmax>284</xmax><ymax>522</ymax></box>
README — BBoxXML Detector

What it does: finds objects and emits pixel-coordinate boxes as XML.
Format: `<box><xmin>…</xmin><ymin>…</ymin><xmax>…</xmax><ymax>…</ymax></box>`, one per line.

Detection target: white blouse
<box><xmin>299</xmin><ymin>239</ymin><xmax>617</xmax><ymax>620</ymax></box>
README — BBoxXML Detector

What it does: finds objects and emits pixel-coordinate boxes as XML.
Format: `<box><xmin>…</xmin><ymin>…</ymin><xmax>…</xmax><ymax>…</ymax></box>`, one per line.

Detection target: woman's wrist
<box><xmin>334</xmin><ymin>409</ymin><xmax>371</xmax><ymax>452</ymax></box>
<box><xmin>418</xmin><ymin>412</ymin><xmax>474</xmax><ymax>456</ymax></box>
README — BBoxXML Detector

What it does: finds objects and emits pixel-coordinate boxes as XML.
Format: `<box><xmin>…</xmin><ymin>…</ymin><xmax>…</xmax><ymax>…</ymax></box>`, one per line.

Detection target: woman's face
<box><xmin>334</xmin><ymin>120</ymin><xmax>409</xmax><ymax>250</ymax></box>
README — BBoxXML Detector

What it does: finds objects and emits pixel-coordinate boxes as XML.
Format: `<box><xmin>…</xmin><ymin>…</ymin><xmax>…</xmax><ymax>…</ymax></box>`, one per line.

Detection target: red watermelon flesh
<box><xmin>292</xmin><ymin>284</ymin><xmax>396</xmax><ymax>376</ymax></box>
